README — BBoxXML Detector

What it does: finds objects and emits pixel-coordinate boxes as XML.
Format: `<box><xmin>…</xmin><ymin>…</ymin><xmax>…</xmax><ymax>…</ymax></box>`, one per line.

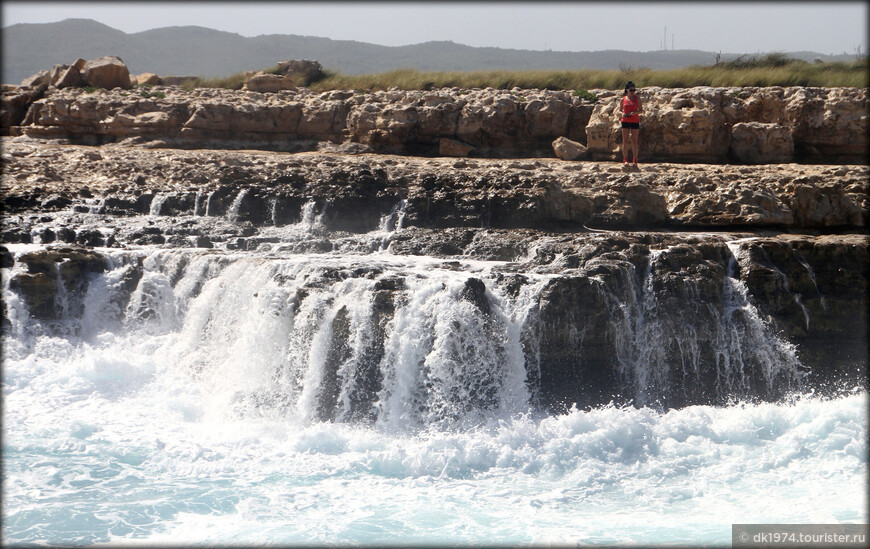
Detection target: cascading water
<box><xmin>2</xmin><ymin>207</ymin><xmax>866</xmax><ymax>545</ymax></box>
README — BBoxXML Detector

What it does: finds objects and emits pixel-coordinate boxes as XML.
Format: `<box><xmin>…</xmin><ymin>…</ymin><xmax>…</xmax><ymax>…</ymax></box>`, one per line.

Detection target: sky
<box><xmin>1</xmin><ymin>1</ymin><xmax>867</xmax><ymax>56</ymax></box>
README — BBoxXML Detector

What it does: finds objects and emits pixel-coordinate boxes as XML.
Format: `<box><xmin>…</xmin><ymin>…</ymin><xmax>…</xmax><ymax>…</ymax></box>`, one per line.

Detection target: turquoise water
<box><xmin>2</xmin><ymin>244</ymin><xmax>866</xmax><ymax>546</ymax></box>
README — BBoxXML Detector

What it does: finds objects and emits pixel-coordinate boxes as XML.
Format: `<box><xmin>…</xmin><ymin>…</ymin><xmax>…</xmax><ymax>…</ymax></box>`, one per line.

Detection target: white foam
<box><xmin>2</xmin><ymin>244</ymin><xmax>865</xmax><ymax>545</ymax></box>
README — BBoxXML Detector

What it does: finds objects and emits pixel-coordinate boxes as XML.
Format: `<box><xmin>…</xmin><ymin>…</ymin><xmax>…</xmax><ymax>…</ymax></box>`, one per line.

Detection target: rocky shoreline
<box><xmin>1</xmin><ymin>80</ymin><xmax>868</xmax><ymax>411</ymax></box>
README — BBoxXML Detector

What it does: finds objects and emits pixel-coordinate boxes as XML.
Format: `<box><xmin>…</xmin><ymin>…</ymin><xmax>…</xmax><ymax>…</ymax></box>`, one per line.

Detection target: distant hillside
<box><xmin>1</xmin><ymin>18</ymin><xmax>858</xmax><ymax>84</ymax></box>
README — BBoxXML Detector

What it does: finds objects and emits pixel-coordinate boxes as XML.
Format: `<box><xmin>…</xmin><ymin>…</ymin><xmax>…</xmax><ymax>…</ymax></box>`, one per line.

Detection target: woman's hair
<box><xmin>623</xmin><ymin>81</ymin><xmax>636</xmax><ymax>95</ymax></box>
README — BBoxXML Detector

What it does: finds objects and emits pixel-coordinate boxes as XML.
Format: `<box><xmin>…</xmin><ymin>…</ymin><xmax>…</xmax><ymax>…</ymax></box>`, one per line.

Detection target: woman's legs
<box><xmin>630</xmin><ymin>129</ymin><xmax>639</xmax><ymax>163</ymax></box>
<box><xmin>621</xmin><ymin>128</ymin><xmax>630</xmax><ymax>162</ymax></box>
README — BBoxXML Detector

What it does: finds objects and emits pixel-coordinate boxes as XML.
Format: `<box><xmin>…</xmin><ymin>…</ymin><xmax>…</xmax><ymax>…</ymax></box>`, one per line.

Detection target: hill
<box><xmin>1</xmin><ymin>18</ymin><xmax>858</xmax><ymax>84</ymax></box>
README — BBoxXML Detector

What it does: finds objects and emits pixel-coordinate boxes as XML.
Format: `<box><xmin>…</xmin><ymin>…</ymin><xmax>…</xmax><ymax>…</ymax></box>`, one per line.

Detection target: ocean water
<box><xmin>2</xmin><ymin>223</ymin><xmax>867</xmax><ymax>546</ymax></box>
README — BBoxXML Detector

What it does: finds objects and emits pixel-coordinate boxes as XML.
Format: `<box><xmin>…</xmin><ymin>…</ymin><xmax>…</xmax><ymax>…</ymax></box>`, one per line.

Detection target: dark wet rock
<box><xmin>40</xmin><ymin>194</ymin><xmax>72</xmax><ymax>209</ymax></box>
<box><xmin>38</xmin><ymin>228</ymin><xmax>56</xmax><ymax>243</ymax></box>
<box><xmin>9</xmin><ymin>247</ymin><xmax>108</xmax><ymax>321</ymax></box>
<box><xmin>0</xmin><ymin>246</ymin><xmax>13</xmax><ymax>268</ymax></box>
<box><xmin>736</xmin><ymin>235</ymin><xmax>869</xmax><ymax>389</ymax></box>
<box><xmin>193</xmin><ymin>235</ymin><xmax>213</xmax><ymax>248</ymax></box>
<box><xmin>56</xmin><ymin>227</ymin><xmax>77</xmax><ymax>243</ymax></box>
<box><xmin>75</xmin><ymin>229</ymin><xmax>105</xmax><ymax>247</ymax></box>
<box><xmin>459</xmin><ymin>277</ymin><xmax>491</xmax><ymax>315</ymax></box>
<box><xmin>1</xmin><ymin>229</ymin><xmax>33</xmax><ymax>244</ymax></box>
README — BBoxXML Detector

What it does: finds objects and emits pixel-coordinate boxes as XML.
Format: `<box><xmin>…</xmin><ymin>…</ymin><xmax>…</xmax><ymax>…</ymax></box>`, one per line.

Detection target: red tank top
<box><xmin>622</xmin><ymin>95</ymin><xmax>640</xmax><ymax>123</ymax></box>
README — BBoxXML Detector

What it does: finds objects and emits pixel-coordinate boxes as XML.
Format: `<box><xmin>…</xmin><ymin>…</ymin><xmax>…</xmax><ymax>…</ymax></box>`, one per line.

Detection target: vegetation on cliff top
<box><xmin>185</xmin><ymin>54</ymin><xmax>867</xmax><ymax>92</ymax></box>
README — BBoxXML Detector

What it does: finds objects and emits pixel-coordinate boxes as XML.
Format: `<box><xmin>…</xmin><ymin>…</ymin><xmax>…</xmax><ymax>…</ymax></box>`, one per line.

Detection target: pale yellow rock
<box><xmin>552</xmin><ymin>136</ymin><xmax>588</xmax><ymax>160</ymax></box>
<box><xmin>440</xmin><ymin>137</ymin><xmax>474</xmax><ymax>157</ymax></box>
<box><xmin>81</xmin><ymin>56</ymin><xmax>131</xmax><ymax>90</ymax></box>
<box><xmin>135</xmin><ymin>73</ymin><xmax>161</xmax><ymax>86</ymax></box>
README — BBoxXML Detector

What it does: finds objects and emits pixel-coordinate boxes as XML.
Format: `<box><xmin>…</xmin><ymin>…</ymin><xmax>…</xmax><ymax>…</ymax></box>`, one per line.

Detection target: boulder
<box><xmin>81</xmin><ymin>56</ymin><xmax>132</xmax><ymax>89</ymax></box>
<box><xmin>730</xmin><ymin>122</ymin><xmax>794</xmax><ymax>163</ymax></box>
<box><xmin>439</xmin><ymin>137</ymin><xmax>474</xmax><ymax>157</ymax></box>
<box><xmin>53</xmin><ymin>66</ymin><xmax>83</xmax><ymax>89</ymax></box>
<box><xmin>21</xmin><ymin>70</ymin><xmax>50</xmax><ymax>87</ymax></box>
<box><xmin>135</xmin><ymin>73</ymin><xmax>161</xmax><ymax>86</ymax></box>
<box><xmin>48</xmin><ymin>64</ymin><xmax>70</xmax><ymax>85</ymax></box>
<box><xmin>552</xmin><ymin>136</ymin><xmax>587</xmax><ymax>160</ymax></box>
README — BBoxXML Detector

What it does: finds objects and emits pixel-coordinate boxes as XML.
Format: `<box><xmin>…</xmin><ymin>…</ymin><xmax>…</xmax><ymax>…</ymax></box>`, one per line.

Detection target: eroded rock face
<box><xmin>729</xmin><ymin>122</ymin><xmax>794</xmax><ymax>163</ymax></box>
<box><xmin>6</xmin><ymin>85</ymin><xmax>862</xmax><ymax>162</ymax></box>
<box><xmin>587</xmin><ymin>88</ymin><xmax>731</xmax><ymax>162</ymax></box>
<box><xmin>1</xmin><ymin>84</ymin><xmax>46</xmax><ymax>134</ymax></box>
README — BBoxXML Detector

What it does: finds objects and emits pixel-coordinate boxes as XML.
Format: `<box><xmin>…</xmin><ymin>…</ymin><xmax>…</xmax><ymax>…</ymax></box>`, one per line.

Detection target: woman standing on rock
<box><xmin>619</xmin><ymin>81</ymin><xmax>642</xmax><ymax>167</ymax></box>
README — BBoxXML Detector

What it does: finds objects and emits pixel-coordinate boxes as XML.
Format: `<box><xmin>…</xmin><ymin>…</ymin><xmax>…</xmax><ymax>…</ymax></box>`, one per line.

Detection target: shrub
<box><xmin>573</xmin><ymin>89</ymin><xmax>597</xmax><ymax>102</ymax></box>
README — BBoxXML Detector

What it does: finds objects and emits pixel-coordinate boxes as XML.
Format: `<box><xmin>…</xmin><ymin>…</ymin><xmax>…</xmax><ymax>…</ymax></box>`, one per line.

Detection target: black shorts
<box><xmin>621</xmin><ymin>121</ymin><xmax>640</xmax><ymax>129</ymax></box>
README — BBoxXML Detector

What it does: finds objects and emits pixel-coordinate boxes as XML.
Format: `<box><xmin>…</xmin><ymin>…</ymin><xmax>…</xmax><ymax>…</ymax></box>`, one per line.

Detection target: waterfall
<box><xmin>204</xmin><ymin>190</ymin><xmax>216</xmax><ymax>216</ymax></box>
<box><xmin>88</xmin><ymin>197</ymin><xmax>108</xmax><ymax>214</ymax></box>
<box><xmin>226</xmin><ymin>189</ymin><xmax>249</xmax><ymax>224</ymax></box>
<box><xmin>193</xmin><ymin>191</ymin><xmax>205</xmax><ymax>216</ymax></box>
<box><xmin>597</xmin><ymin>244</ymin><xmax>806</xmax><ymax>408</ymax></box>
<box><xmin>149</xmin><ymin>192</ymin><xmax>171</xmax><ymax>216</ymax></box>
<box><xmin>2</xmin><ymin>236</ymin><xmax>811</xmax><ymax>420</ymax></box>
<box><xmin>378</xmin><ymin>199</ymin><xmax>407</xmax><ymax>233</ymax></box>
<box><xmin>376</xmin><ymin>199</ymin><xmax>408</xmax><ymax>251</ymax></box>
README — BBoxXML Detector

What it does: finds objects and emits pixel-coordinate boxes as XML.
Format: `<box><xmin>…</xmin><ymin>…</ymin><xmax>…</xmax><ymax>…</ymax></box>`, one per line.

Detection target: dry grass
<box><xmin>184</xmin><ymin>56</ymin><xmax>868</xmax><ymax>92</ymax></box>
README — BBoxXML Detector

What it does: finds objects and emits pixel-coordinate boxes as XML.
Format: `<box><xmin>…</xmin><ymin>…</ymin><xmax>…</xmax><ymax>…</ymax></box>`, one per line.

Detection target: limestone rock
<box><xmin>1</xmin><ymin>84</ymin><xmax>46</xmax><ymax>134</ymax></box>
<box><xmin>81</xmin><ymin>56</ymin><xmax>132</xmax><ymax>89</ymax></box>
<box><xmin>586</xmin><ymin>88</ymin><xmax>731</xmax><ymax>162</ymax></box>
<box><xmin>48</xmin><ymin>64</ymin><xmax>69</xmax><ymax>85</ymax></box>
<box><xmin>786</xmin><ymin>87</ymin><xmax>868</xmax><ymax>161</ymax></box>
<box><xmin>53</xmin><ymin>65</ymin><xmax>83</xmax><ymax>89</ymax></box>
<box><xmin>439</xmin><ymin>137</ymin><xmax>474</xmax><ymax>157</ymax></box>
<box><xmin>730</xmin><ymin>122</ymin><xmax>794</xmax><ymax>163</ymax></box>
<box><xmin>2</xmin><ymin>85</ymin><xmax>866</xmax><ymax>163</ymax></box>
<box><xmin>552</xmin><ymin>136</ymin><xmax>587</xmax><ymax>160</ymax></box>
<box><xmin>135</xmin><ymin>73</ymin><xmax>161</xmax><ymax>86</ymax></box>
<box><xmin>21</xmin><ymin>70</ymin><xmax>50</xmax><ymax>87</ymax></box>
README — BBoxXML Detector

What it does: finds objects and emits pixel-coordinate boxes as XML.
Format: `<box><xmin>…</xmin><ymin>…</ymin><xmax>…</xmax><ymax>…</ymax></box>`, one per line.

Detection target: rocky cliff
<box><xmin>2</xmin><ymin>84</ymin><xmax>867</xmax><ymax>163</ymax></box>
